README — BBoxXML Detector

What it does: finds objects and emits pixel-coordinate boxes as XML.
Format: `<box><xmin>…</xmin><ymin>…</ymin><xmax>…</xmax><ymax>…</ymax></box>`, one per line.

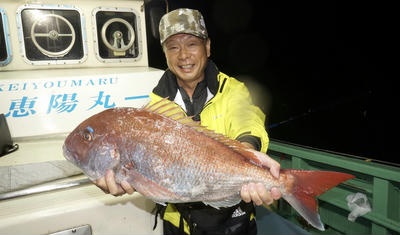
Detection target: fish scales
<box><xmin>103</xmin><ymin>108</ymin><xmax>255</xmax><ymax>200</ymax></box>
<box><xmin>124</xmin><ymin>108</ymin><xmax>264</xmax><ymax>202</ymax></box>
<box><xmin>63</xmin><ymin>99</ymin><xmax>355</xmax><ymax>231</ymax></box>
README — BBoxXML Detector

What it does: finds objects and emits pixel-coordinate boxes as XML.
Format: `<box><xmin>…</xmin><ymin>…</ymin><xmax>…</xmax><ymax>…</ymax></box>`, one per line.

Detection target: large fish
<box><xmin>63</xmin><ymin>98</ymin><xmax>354</xmax><ymax>231</ymax></box>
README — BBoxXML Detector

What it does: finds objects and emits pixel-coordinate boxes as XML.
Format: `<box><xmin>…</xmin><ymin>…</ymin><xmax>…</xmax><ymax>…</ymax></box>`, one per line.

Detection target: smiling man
<box><xmin>94</xmin><ymin>8</ymin><xmax>281</xmax><ymax>235</ymax></box>
<box><xmin>151</xmin><ymin>8</ymin><xmax>281</xmax><ymax>235</ymax></box>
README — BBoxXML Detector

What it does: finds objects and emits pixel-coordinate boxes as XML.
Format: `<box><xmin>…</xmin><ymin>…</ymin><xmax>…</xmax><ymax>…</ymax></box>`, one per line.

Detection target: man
<box><xmin>94</xmin><ymin>8</ymin><xmax>281</xmax><ymax>235</ymax></box>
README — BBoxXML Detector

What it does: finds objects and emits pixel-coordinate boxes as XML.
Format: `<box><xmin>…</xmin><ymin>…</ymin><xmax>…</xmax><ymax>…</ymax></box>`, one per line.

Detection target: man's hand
<box><xmin>241</xmin><ymin>183</ymin><xmax>281</xmax><ymax>206</ymax></box>
<box><xmin>93</xmin><ymin>170</ymin><xmax>135</xmax><ymax>196</ymax></box>
<box><xmin>240</xmin><ymin>150</ymin><xmax>282</xmax><ymax>206</ymax></box>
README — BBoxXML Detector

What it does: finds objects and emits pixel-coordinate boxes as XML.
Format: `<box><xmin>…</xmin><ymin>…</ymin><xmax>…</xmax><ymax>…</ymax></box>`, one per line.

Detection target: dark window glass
<box><xmin>0</xmin><ymin>13</ymin><xmax>8</xmax><ymax>62</ymax></box>
<box><xmin>21</xmin><ymin>9</ymin><xmax>84</xmax><ymax>61</ymax></box>
<box><xmin>96</xmin><ymin>11</ymin><xmax>139</xmax><ymax>59</ymax></box>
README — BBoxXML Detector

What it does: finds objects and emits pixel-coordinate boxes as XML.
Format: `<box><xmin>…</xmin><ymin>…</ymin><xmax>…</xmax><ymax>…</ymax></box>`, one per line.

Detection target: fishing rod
<box><xmin>268</xmin><ymin>90</ymin><xmax>372</xmax><ymax>129</ymax></box>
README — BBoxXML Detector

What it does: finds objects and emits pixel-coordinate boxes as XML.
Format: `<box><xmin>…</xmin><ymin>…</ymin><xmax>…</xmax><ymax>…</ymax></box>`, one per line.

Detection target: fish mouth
<box><xmin>63</xmin><ymin>144</ymin><xmax>76</xmax><ymax>163</ymax></box>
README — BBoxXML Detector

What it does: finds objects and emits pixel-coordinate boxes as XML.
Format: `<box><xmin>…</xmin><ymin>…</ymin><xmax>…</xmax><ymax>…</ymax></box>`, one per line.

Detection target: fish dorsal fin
<box><xmin>143</xmin><ymin>97</ymin><xmax>186</xmax><ymax>120</ymax></box>
<box><xmin>143</xmin><ymin>98</ymin><xmax>269</xmax><ymax>168</ymax></box>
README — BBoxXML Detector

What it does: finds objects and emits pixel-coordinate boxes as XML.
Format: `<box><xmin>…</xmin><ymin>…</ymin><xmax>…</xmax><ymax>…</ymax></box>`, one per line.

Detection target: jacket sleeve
<box><xmin>224</xmin><ymin>79</ymin><xmax>269</xmax><ymax>153</ymax></box>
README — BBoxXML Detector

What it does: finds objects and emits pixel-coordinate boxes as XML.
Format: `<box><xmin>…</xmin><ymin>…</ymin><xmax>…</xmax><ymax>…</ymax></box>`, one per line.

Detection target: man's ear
<box><xmin>161</xmin><ymin>44</ymin><xmax>166</xmax><ymax>54</ymax></box>
<box><xmin>206</xmin><ymin>38</ymin><xmax>211</xmax><ymax>57</ymax></box>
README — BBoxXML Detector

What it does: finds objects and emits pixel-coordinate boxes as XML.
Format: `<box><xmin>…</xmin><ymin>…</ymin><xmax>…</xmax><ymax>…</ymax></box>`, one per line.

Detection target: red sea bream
<box><xmin>63</xmin><ymin>98</ymin><xmax>354</xmax><ymax>231</ymax></box>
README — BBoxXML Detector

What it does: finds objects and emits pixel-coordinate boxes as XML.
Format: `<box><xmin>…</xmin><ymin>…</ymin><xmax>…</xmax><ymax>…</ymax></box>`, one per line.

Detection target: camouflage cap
<box><xmin>159</xmin><ymin>8</ymin><xmax>208</xmax><ymax>44</ymax></box>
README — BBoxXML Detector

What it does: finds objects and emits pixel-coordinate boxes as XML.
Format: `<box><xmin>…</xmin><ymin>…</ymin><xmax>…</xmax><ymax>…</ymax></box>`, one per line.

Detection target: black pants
<box><xmin>162</xmin><ymin>214</ymin><xmax>257</xmax><ymax>235</ymax></box>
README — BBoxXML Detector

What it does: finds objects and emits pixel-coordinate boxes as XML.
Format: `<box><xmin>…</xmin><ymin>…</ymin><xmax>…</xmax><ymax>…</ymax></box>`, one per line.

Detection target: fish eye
<box><xmin>83</xmin><ymin>126</ymin><xmax>94</xmax><ymax>141</ymax></box>
<box><xmin>83</xmin><ymin>131</ymin><xmax>92</xmax><ymax>141</ymax></box>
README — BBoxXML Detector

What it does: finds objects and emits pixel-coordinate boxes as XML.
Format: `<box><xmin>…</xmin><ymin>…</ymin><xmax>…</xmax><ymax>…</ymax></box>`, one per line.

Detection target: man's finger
<box><xmin>240</xmin><ymin>185</ymin><xmax>251</xmax><ymax>203</ymax></box>
<box><xmin>255</xmin><ymin>183</ymin><xmax>273</xmax><ymax>205</ymax></box>
<box><xmin>93</xmin><ymin>177</ymin><xmax>109</xmax><ymax>193</ymax></box>
<box><xmin>246</xmin><ymin>150</ymin><xmax>281</xmax><ymax>179</ymax></box>
<box><xmin>270</xmin><ymin>187</ymin><xmax>282</xmax><ymax>200</ymax></box>
<box><xmin>105</xmin><ymin>170</ymin><xmax>123</xmax><ymax>195</ymax></box>
<box><xmin>121</xmin><ymin>181</ymin><xmax>135</xmax><ymax>195</ymax></box>
<box><xmin>265</xmin><ymin>155</ymin><xmax>280</xmax><ymax>179</ymax></box>
<box><xmin>248</xmin><ymin>183</ymin><xmax>263</xmax><ymax>206</ymax></box>
<box><xmin>270</xmin><ymin>164</ymin><xmax>280</xmax><ymax>179</ymax></box>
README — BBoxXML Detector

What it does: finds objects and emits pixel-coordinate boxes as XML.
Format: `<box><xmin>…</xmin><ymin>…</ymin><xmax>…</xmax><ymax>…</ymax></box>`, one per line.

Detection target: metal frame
<box><xmin>16</xmin><ymin>4</ymin><xmax>88</xmax><ymax>65</ymax></box>
<box><xmin>267</xmin><ymin>140</ymin><xmax>400</xmax><ymax>234</ymax></box>
<box><xmin>92</xmin><ymin>7</ymin><xmax>143</xmax><ymax>63</ymax></box>
<box><xmin>0</xmin><ymin>8</ymin><xmax>12</xmax><ymax>66</ymax></box>
<box><xmin>0</xmin><ymin>177</ymin><xmax>90</xmax><ymax>201</ymax></box>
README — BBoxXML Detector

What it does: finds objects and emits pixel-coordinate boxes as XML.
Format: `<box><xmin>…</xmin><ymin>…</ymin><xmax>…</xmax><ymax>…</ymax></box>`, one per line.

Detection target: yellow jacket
<box><xmin>150</xmin><ymin>72</ymin><xmax>269</xmax><ymax>152</ymax></box>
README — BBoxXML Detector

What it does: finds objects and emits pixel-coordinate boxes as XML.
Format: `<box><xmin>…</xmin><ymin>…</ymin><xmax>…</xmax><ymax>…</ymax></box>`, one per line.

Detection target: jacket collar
<box><xmin>152</xmin><ymin>59</ymin><xmax>220</xmax><ymax>100</ymax></box>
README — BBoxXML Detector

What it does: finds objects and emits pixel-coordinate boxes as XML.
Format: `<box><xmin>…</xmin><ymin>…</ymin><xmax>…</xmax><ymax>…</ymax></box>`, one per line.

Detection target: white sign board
<box><xmin>0</xmin><ymin>68</ymin><xmax>164</xmax><ymax>138</ymax></box>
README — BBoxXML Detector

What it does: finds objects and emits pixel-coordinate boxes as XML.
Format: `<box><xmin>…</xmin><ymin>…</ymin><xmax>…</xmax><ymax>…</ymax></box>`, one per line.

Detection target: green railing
<box><xmin>267</xmin><ymin>140</ymin><xmax>400</xmax><ymax>235</ymax></box>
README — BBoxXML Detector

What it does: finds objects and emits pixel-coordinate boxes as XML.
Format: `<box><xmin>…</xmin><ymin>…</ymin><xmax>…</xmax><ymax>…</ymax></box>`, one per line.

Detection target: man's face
<box><xmin>163</xmin><ymin>34</ymin><xmax>211</xmax><ymax>86</ymax></box>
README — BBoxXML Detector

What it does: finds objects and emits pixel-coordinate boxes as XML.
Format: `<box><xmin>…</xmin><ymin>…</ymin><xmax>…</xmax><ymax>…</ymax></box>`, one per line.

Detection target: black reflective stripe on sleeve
<box><xmin>219</xmin><ymin>77</ymin><xmax>227</xmax><ymax>93</ymax></box>
<box><xmin>236</xmin><ymin>133</ymin><xmax>261</xmax><ymax>151</ymax></box>
<box><xmin>236</xmin><ymin>131</ymin><xmax>251</xmax><ymax>139</ymax></box>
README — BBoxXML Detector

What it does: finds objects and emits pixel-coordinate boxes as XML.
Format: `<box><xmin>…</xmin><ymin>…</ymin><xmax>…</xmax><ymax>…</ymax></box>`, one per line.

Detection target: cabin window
<box><xmin>0</xmin><ymin>8</ymin><xmax>12</xmax><ymax>66</ymax></box>
<box><xmin>16</xmin><ymin>5</ymin><xmax>87</xmax><ymax>65</ymax></box>
<box><xmin>93</xmin><ymin>7</ymin><xmax>141</xmax><ymax>62</ymax></box>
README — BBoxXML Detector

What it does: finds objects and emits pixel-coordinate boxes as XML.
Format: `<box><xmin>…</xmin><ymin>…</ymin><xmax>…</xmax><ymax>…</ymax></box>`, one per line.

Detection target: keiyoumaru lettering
<box><xmin>0</xmin><ymin>77</ymin><xmax>118</xmax><ymax>92</ymax></box>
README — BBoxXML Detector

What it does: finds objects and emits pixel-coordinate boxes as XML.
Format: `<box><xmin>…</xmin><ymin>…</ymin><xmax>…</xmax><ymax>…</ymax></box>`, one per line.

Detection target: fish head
<box><xmin>63</xmin><ymin>110</ymin><xmax>121</xmax><ymax>180</ymax></box>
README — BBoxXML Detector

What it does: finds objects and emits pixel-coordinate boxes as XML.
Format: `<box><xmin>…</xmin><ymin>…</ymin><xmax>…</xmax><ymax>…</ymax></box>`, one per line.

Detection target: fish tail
<box><xmin>281</xmin><ymin>169</ymin><xmax>354</xmax><ymax>231</ymax></box>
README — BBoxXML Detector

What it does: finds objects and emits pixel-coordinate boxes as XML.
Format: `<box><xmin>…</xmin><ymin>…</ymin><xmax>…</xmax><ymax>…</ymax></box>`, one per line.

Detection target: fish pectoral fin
<box><xmin>203</xmin><ymin>194</ymin><xmax>242</xmax><ymax>209</ymax></box>
<box><xmin>128</xmin><ymin>170</ymin><xmax>183</xmax><ymax>202</ymax></box>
